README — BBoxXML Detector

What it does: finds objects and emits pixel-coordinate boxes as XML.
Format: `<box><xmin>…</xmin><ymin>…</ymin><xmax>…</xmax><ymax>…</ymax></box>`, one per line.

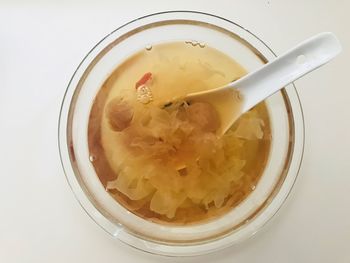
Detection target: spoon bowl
<box><xmin>183</xmin><ymin>32</ymin><xmax>342</xmax><ymax>135</ymax></box>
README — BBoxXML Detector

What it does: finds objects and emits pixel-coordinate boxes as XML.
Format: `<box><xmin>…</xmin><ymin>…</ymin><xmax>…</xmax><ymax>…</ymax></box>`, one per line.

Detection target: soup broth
<box><xmin>88</xmin><ymin>42</ymin><xmax>271</xmax><ymax>225</ymax></box>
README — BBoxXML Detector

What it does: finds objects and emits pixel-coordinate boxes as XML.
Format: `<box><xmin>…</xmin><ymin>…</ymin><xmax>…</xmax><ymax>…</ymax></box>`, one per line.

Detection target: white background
<box><xmin>0</xmin><ymin>1</ymin><xmax>349</xmax><ymax>262</ymax></box>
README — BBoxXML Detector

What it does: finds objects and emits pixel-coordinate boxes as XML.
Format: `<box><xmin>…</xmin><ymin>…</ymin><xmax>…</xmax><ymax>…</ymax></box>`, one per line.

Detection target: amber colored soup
<box><xmin>88</xmin><ymin>42</ymin><xmax>271</xmax><ymax>225</ymax></box>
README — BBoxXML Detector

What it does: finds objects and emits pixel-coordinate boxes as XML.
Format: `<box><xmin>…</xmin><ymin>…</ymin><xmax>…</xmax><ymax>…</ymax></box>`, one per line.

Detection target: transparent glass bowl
<box><xmin>58</xmin><ymin>11</ymin><xmax>304</xmax><ymax>256</ymax></box>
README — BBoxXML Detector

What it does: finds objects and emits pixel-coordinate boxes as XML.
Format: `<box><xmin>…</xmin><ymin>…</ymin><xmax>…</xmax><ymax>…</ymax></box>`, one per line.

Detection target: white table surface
<box><xmin>1</xmin><ymin>1</ymin><xmax>349</xmax><ymax>262</ymax></box>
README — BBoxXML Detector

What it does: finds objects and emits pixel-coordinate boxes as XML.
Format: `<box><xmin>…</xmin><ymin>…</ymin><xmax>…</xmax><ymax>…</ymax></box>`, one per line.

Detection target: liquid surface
<box><xmin>88</xmin><ymin>42</ymin><xmax>271</xmax><ymax>225</ymax></box>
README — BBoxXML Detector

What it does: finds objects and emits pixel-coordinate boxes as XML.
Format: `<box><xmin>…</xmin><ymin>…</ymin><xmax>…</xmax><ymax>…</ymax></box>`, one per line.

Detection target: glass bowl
<box><xmin>58</xmin><ymin>11</ymin><xmax>304</xmax><ymax>256</ymax></box>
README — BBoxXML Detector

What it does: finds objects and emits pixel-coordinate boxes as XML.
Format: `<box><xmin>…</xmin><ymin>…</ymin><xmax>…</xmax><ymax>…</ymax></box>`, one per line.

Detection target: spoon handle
<box><xmin>231</xmin><ymin>32</ymin><xmax>342</xmax><ymax>112</ymax></box>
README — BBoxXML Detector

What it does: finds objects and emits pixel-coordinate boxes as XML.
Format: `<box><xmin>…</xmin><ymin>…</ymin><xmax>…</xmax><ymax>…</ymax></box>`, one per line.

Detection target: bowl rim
<box><xmin>58</xmin><ymin>10</ymin><xmax>305</xmax><ymax>257</ymax></box>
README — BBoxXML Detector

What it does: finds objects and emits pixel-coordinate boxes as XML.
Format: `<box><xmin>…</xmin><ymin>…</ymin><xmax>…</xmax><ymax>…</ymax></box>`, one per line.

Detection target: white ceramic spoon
<box><xmin>183</xmin><ymin>32</ymin><xmax>342</xmax><ymax>135</ymax></box>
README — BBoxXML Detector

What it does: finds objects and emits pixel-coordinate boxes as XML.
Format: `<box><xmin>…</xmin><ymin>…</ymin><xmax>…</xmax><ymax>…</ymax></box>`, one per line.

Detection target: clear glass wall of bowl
<box><xmin>58</xmin><ymin>11</ymin><xmax>304</xmax><ymax>256</ymax></box>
